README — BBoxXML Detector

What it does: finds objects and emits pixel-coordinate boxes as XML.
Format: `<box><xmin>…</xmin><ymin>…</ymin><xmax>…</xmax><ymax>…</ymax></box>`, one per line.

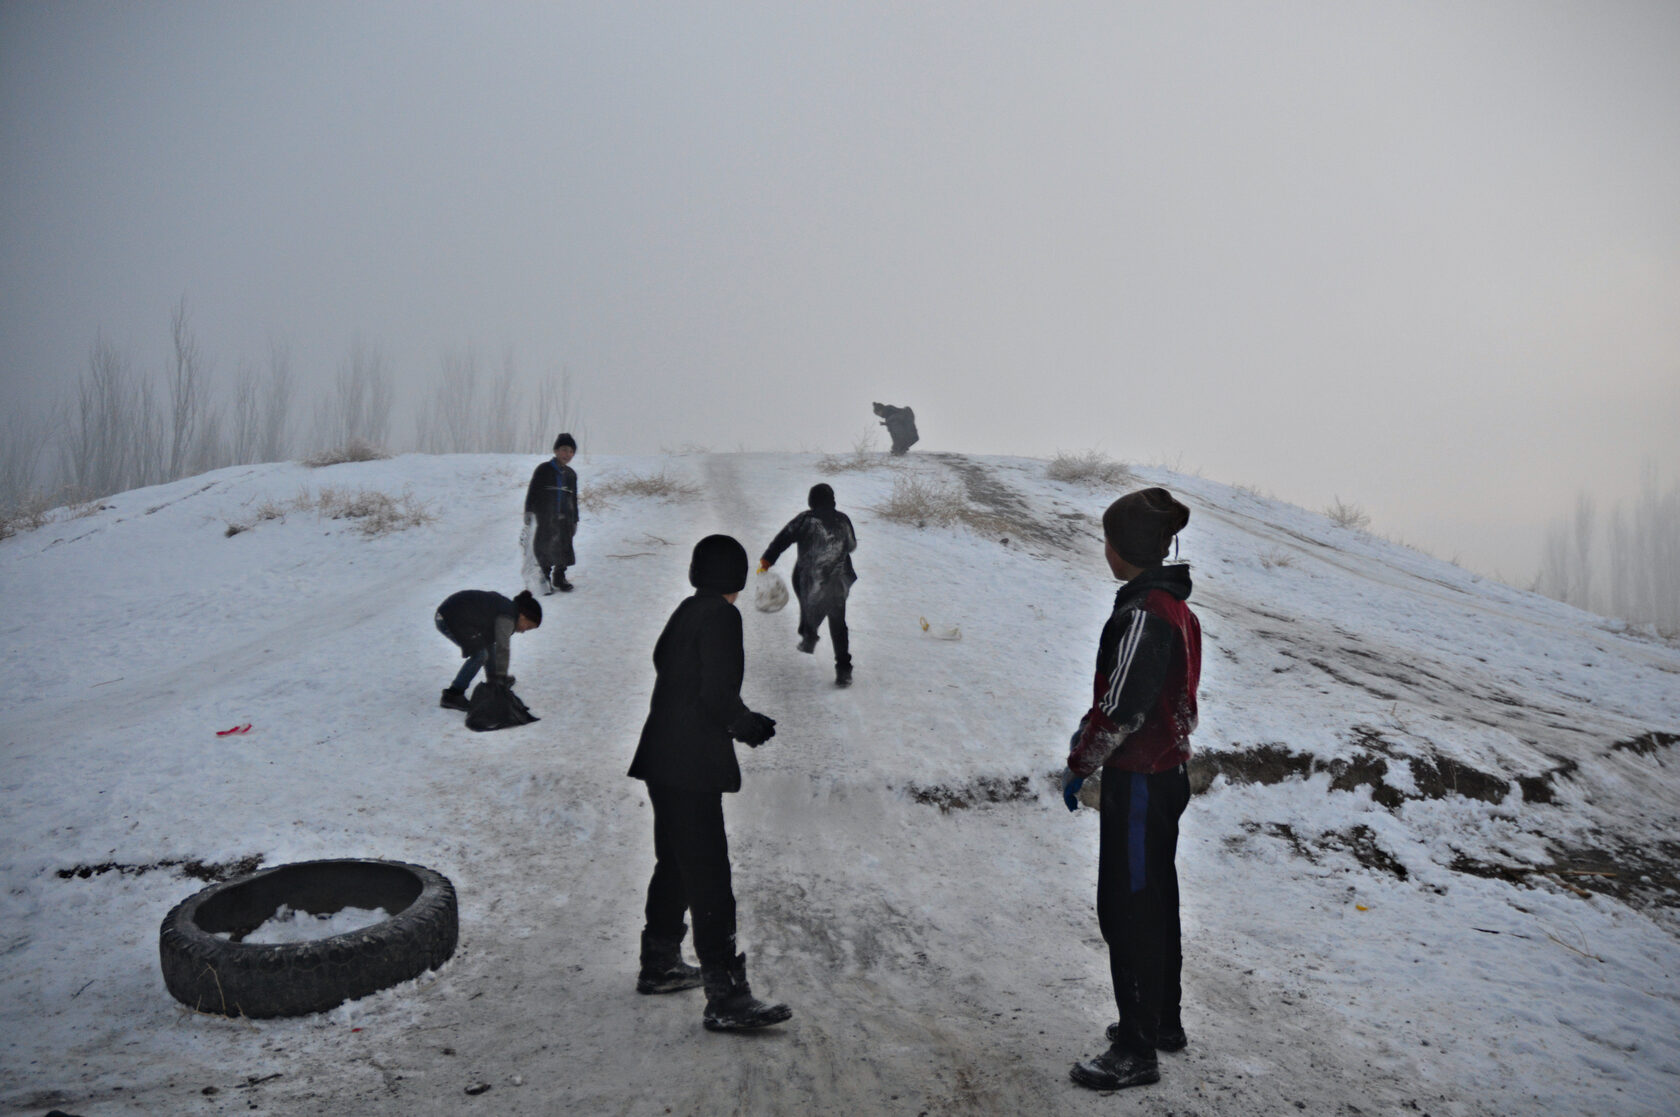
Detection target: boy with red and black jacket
<box><xmin>1060</xmin><ymin>487</ymin><xmax>1201</xmax><ymax>1092</ymax></box>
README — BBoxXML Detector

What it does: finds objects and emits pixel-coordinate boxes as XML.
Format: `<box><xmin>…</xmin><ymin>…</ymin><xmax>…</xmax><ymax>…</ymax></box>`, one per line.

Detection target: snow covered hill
<box><xmin>2</xmin><ymin>450</ymin><xmax>1676</xmax><ymax>1116</ymax></box>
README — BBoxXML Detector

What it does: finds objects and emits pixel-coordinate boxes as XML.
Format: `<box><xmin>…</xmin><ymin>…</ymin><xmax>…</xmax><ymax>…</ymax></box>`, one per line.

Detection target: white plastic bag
<box><xmin>753</xmin><ymin>570</ymin><xmax>790</xmax><ymax>613</ymax></box>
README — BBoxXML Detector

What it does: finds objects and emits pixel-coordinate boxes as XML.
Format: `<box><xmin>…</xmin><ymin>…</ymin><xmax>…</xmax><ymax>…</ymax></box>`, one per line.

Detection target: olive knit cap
<box><xmin>689</xmin><ymin>534</ymin><xmax>749</xmax><ymax>594</ymax></box>
<box><xmin>1102</xmin><ymin>488</ymin><xmax>1190</xmax><ymax>568</ymax></box>
<box><xmin>808</xmin><ymin>483</ymin><xmax>836</xmax><ymax>509</ymax></box>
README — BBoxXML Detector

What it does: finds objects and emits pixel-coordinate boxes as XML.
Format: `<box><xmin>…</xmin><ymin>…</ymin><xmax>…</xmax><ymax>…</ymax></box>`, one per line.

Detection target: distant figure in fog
<box><xmin>525</xmin><ymin>433</ymin><xmax>579</xmax><ymax>593</ymax></box>
<box><xmin>759</xmin><ymin>483</ymin><xmax>858</xmax><ymax>687</ymax></box>
<box><xmin>872</xmin><ymin>402</ymin><xmax>919</xmax><ymax>455</ymax></box>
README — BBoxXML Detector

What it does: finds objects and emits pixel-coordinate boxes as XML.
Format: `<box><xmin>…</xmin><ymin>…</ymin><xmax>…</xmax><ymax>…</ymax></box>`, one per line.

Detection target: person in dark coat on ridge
<box><xmin>1059</xmin><ymin>487</ymin><xmax>1201</xmax><ymax>1092</ymax></box>
<box><xmin>627</xmin><ymin>534</ymin><xmax>792</xmax><ymax>1032</ymax></box>
<box><xmin>872</xmin><ymin>401</ymin><xmax>919</xmax><ymax>455</ymax></box>
<box><xmin>434</xmin><ymin>589</ymin><xmax>542</xmax><ymax>710</ymax></box>
<box><xmin>525</xmin><ymin>433</ymin><xmax>579</xmax><ymax>593</ymax></box>
<box><xmin>759</xmin><ymin>483</ymin><xmax>858</xmax><ymax>687</ymax></box>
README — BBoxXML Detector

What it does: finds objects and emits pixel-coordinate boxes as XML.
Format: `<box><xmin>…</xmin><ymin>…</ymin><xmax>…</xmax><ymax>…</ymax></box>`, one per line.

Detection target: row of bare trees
<box><xmin>0</xmin><ymin>300</ymin><xmax>583</xmax><ymax>524</ymax></box>
<box><xmin>1536</xmin><ymin>464</ymin><xmax>1680</xmax><ymax>636</ymax></box>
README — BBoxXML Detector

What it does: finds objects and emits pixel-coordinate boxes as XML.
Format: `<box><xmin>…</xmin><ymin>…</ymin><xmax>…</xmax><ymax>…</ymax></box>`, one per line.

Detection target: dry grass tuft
<box><xmin>874</xmin><ymin>474</ymin><xmax>1014</xmax><ymax>537</ymax></box>
<box><xmin>818</xmin><ymin>429</ymin><xmax>893</xmax><ymax>474</ymax></box>
<box><xmin>1325</xmin><ymin>497</ymin><xmax>1372</xmax><ymax>532</ymax></box>
<box><xmin>302</xmin><ymin>440</ymin><xmax>390</xmax><ymax>468</ymax></box>
<box><xmin>0</xmin><ymin>492</ymin><xmax>58</xmax><ymax>541</ymax></box>
<box><xmin>581</xmin><ymin>470</ymin><xmax>701</xmax><ymax>512</ymax></box>
<box><xmin>1046</xmin><ymin>451</ymin><xmax>1132</xmax><ymax>488</ymax></box>
<box><xmin>226</xmin><ymin>486</ymin><xmax>431</xmax><ymax>538</ymax></box>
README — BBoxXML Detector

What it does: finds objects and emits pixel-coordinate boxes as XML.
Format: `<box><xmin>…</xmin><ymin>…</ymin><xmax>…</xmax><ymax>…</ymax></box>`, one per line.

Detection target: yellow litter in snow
<box><xmin>919</xmin><ymin>616</ymin><xmax>962</xmax><ymax>641</ymax></box>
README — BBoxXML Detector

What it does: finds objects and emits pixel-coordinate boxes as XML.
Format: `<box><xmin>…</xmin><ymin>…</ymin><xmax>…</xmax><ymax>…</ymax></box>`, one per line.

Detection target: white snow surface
<box><xmin>226</xmin><ymin>906</ymin><xmax>392</xmax><ymax>947</ymax></box>
<box><xmin>1</xmin><ymin>451</ymin><xmax>1677</xmax><ymax>1116</ymax></box>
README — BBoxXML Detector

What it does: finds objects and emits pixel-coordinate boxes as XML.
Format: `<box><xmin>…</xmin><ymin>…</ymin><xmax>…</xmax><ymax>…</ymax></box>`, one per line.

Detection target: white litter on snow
<box><xmin>215</xmin><ymin>905</ymin><xmax>391</xmax><ymax>945</ymax></box>
<box><xmin>0</xmin><ymin>450</ymin><xmax>1676</xmax><ymax>1116</ymax></box>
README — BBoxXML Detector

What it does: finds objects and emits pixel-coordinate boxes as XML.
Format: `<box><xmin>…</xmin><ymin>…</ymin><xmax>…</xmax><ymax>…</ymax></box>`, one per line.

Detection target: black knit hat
<box><xmin>1102</xmin><ymin>488</ymin><xmax>1190</xmax><ymax>568</ymax></box>
<box><xmin>808</xmin><ymin>483</ymin><xmax>835</xmax><ymax>509</ymax></box>
<box><xmin>689</xmin><ymin>534</ymin><xmax>749</xmax><ymax>594</ymax></box>
<box><xmin>513</xmin><ymin>589</ymin><xmax>543</xmax><ymax>625</ymax></box>
<box><xmin>553</xmin><ymin>432</ymin><xmax>577</xmax><ymax>451</ymax></box>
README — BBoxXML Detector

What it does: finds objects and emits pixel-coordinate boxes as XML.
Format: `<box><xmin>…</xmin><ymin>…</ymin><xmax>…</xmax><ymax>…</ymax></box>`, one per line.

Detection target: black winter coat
<box><xmin>627</xmin><ymin>592</ymin><xmax>753</xmax><ymax>793</ymax></box>
<box><xmin>525</xmin><ymin>459</ymin><xmax>579</xmax><ymax>526</ymax></box>
<box><xmin>436</xmin><ymin>591</ymin><xmax>520</xmax><ymax>676</ymax></box>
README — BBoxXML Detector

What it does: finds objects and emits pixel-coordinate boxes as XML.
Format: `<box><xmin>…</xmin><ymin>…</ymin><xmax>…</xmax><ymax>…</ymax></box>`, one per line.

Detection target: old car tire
<box><xmin>159</xmin><ymin>858</ymin><xmax>457</xmax><ymax>1018</ymax></box>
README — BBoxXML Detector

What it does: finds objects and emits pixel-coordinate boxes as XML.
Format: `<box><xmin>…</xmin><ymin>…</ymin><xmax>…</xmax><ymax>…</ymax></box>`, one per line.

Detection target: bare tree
<box><xmin>483</xmin><ymin>349</ymin><xmax>519</xmax><ymax>452</ymax></box>
<box><xmin>229</xmin><ymin>361</ymin><xmax>262</xmax><ymax>466</ymax></box>
<box><xmin>315</xmin><ymin>341</ymin><xmax>394</xmax><ymax>451</ymax></box>
<box><xmin>523</xmin><ymin>366</ymin><xmax>581</xmax><ymax>452</ymax></box>
<box><xmin>0</xmin><ymin>403</ymin><xmax>56</xmax><ymax>513</ymax></box>
<box><xmin>1569</xmin><ymin>493</ymin><xmax>1596</xmax><ymax>609</ymax></box>
<box><xmin>258</xmin><ymin>339</ymin><xmax>295</xmax><ymax>462</ymax></box>
<box><xmin>166</xmin><ymin>298</ymin><xmax>208</xmax><ymax>480</ymax></box>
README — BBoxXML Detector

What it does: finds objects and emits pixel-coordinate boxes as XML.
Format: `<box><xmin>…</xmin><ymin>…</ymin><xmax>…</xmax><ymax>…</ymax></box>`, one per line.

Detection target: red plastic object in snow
<box><xmin>216</xmin><ymin>723</ymin><xmax>252</xmax><ymax>736</ymax></box>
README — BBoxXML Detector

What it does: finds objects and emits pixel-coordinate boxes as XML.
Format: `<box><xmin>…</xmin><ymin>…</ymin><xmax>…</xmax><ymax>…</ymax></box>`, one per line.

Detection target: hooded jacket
<box><xmin>1067</xmin><ymin>564</ymin><xmax>1201</xmax><ymax>777</ymax></box>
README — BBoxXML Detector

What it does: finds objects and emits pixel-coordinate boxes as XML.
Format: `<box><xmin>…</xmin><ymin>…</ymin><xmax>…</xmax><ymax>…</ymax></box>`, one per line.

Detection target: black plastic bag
<box><xmin>465</xmin><ymin>679</ymin><xmax>539</xmax><ymax>732</ymax></box>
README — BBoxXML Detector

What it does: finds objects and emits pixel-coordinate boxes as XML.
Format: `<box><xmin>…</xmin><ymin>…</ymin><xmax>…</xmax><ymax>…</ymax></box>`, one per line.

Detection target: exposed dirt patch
<box><xmin>56</xmin><ymin>853</ymin><xmax>264</xmax><ymax>883</ymax></box>
<box><xmin>1611</xmin><ymin>731</ymin><xmax>1679</xmax><ymax>758</ymax></box>
<box><xmin>1451</xmin><ymin>838</ymin><xmax>1680</xmax><ymax>910</ymax></box>
<box><xmin>1232</xmin><ymin>822</ymin><xmax>1410</xmax><ymax>880</ymax></box>
<box><xmin>925</xmin><ymin>453</ymin><xmax>1087</xmax><ymax>550</ymax></box>
<box><xmin>1190</xmin><ymin>728</ymin><xmax>1513</xmax><ymax>808</ymax></box>
<box><xmin>906</xmin><ymin>775</ymin><xmax>1034</xmax><ymax>813</ymax></box>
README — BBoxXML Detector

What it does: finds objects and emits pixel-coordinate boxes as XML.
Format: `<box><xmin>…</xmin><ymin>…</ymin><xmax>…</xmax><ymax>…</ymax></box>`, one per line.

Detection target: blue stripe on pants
<box><xmin>1129</xmin><ymin>772</ymin><xmax>1149</xmax><ymax>893</ymax></box>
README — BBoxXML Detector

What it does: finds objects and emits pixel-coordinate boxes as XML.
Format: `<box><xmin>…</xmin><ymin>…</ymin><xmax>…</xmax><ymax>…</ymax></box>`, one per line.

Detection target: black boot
<box><xmin>1070</xmin><ymin>1044</ymin><xmax>1160</xmax><ymax>1090</ymax></box>
<box><xmin>1106</xmin><ymin>1020</ymin><xmax>1188</xmax><ymax>1052</ymax></box>
<box><xmin>835</xmin><ymin>663</ymin><xmax>853</xmax><ymax>688</ymax></box>
<box><xmin>701</xmin><ymin>954</ymin><xmax>791</xmax><ymax>1031</ymax></box>
<box><xmin>440</xmin><ymin>687</ymin><xmax>470</xmax><ymax>711</ymax></box>
<box><xmin>637</xmin><ymin>927</ymin><xmax>702</xmax><ymax>994</ymax></box>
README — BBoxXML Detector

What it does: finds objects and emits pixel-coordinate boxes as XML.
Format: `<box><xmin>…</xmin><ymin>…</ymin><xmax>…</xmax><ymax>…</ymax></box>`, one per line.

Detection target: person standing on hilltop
<box><xmin>525</xmin><ymin>433</ymin><xmax>579</xmax><ymax>593</ymax></box>
<box><xmin>1059</xmin><ymin>487</ymin><xmax>1201</xmax><ymax>1092</ymax></box>
<box><xmin>759</xmin><ymin>483</ymin><xmax>859</xmax><ymax>687</ymax></box>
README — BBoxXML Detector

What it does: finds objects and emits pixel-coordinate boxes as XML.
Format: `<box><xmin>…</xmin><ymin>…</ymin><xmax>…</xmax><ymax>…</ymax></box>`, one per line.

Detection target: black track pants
<box><xmin>797</xmin><ymin>586</ymin><xmax>851</xmax><ymax>668</ymax></box>
<box><xmin>1097</xmin><ymin>763</ymin><xmax>1190</xmax><ymax>1053</ymax></box>
<box><xmin>642</xmin><ymin>783</ymin><xmax>738</xmax><ymax>967</ymax></box>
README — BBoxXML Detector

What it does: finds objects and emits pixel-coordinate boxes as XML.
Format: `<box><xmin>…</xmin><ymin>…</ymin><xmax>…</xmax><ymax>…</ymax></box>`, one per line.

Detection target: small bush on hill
<box><xmin>582</xmin><ymin>470</ymin><xmax>701</xmax><ymax>512</ymax></box>
<box><xmin>1047</xmin><ymin>450</ymin><xmax>1132</xmax><ymax>488</ymax></box>
<box><xmin>225</xmin><ymin>487</ymin><xmax>431</xmax><ymax>538</ymax></box>
<box><xmin>302</xmin><ymin>440</ymin><xmax>390</xmax><ymax>468</ymax></box>
<box><xmin>1325</xmin><ymin>497</ymin><xmax>1371</xmax><ymax>532</ymax></box>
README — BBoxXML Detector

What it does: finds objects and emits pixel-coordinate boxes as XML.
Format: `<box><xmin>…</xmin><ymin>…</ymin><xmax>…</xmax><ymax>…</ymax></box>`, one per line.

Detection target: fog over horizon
<box><xmin>3</xmin><ymin>1</ymin><xmax>1677</xmax><ymax>583</ymax></box>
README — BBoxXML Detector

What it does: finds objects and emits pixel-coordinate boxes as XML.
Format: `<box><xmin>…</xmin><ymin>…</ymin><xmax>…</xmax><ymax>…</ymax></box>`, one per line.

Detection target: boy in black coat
<box><xmin>433</xmin><ymin>589</ymin><xmax>542</xmax><ymax>710</ymax></box>
<box><xmin>626</xmin><ymin>534</ymin><xmax>792</xmax><ymax>1032</ymax></box>
<box><xmin>525</xmin><ymin>433</ymin><xmax>579</xmax><ymax>593</ymax></box>
<box><xmin>759</xmin><ymin>483</ymin><xmax>858</xmax><ymax>687</ymax></box>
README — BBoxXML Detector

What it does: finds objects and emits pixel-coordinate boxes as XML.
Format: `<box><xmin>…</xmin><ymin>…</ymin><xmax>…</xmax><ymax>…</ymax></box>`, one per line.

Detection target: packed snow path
<box><xmin>1</xmin><ymin>452</ymin><xmax>1676</xmax><ymax>1115</ymax></box>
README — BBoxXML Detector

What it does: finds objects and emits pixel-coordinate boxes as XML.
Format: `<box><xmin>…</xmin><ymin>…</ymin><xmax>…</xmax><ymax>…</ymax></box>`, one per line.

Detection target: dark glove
<box><xmin>729</xmin><ymin>711</ymin><xmax>777</xmax><ymax>747</ymax></box>
<box><xmin>1061</xmin><ymin>767</ymin><xmax>1085</xmax><ymax>812</ymax></box>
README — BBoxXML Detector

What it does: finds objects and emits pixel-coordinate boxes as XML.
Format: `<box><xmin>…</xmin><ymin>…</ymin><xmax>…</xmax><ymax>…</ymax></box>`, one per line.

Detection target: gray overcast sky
<box><xmin>3</xmin><ymin>1</ymin><xmax>1677</xmax><ymax>580</ymax></box>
